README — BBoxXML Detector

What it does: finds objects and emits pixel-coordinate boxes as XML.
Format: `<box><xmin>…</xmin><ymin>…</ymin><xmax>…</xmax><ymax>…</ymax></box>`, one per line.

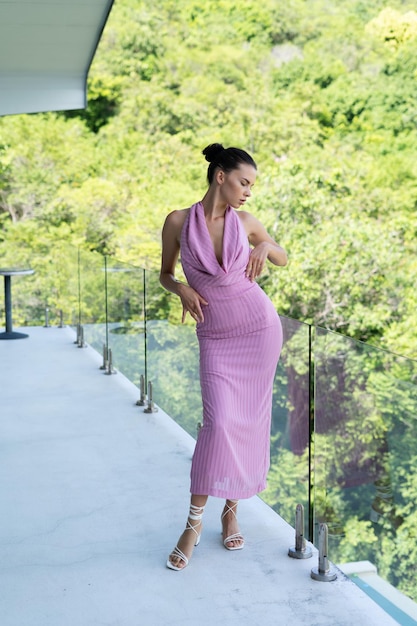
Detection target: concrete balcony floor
<box><xmin>0</xmin><ymin>326</ymin><xmax>399</xmax><ymax>626</ymax></box>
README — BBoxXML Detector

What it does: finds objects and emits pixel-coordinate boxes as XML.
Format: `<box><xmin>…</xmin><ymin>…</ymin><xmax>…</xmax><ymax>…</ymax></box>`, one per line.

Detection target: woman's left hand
<box><xmin>245</xmin><ymin>242</ymin><xmax>271</xmax><ymax>281</ymax></box>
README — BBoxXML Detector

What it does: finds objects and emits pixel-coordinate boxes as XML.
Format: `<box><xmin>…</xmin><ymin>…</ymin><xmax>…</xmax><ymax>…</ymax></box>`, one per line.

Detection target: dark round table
<box><xmin>0</xmin><ymin>268</ymin><xmax>35</xmax><ymax>339</ymax></box>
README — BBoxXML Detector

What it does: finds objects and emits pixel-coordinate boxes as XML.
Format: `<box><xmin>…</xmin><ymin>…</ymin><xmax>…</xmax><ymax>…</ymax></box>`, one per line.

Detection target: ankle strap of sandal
<box><xmin>222</xmin><ymin>500</ymin><xmax>239</xmax><ymax>520</ymax></box>
<box><xmin>189</xmin><ymin>504</ymin><xmax>205</xmax><ymax>521</ymax></box>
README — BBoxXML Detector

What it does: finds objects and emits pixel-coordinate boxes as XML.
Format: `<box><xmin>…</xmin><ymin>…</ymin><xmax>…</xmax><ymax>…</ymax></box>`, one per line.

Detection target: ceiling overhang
<box><xmin>0</xmin><ymin>0</ymin><xmax>114</xmax><ymax>116</ymax></box>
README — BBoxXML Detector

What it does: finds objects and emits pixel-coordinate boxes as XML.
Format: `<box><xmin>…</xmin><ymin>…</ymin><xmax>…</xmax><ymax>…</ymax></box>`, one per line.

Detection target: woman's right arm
<box><xmin>160</xmin><ymin>211</ymin><xmax>208</xmax><ymax>323</ymax></box>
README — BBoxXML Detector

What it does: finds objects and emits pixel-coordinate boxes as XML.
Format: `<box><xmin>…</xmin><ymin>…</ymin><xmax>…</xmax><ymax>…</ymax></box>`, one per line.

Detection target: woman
<box><xmin>160</xmin><ymin>143</ymin><xmax>287</xmax><ymax>570</ymax></box>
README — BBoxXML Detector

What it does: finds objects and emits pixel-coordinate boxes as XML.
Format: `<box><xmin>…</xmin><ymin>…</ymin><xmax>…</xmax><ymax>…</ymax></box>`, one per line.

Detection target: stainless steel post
<box><xmin>136</xmin><ymin>374</ymin><xmax>147</xmax><ymax>406</ymax></box>
<box><xmin>77</xmin><ymin>325</ymin><xmax>86</xmax><ymax>348</ymax></box>
<box><xmin>99</xmin><ymin>344</ymin><xmax>108</xmax><ymax>370</ymax></box>
<box><xmin>105</xmin><ymin>348</ymin><xmax>116</xmax><ymax>374</ymax></box>
<box><xmin>144</xmin><ymin>381</ymin><xmax>158</xmax><ymax>413</ymax></box>
<box><xmin>288</xmin><ymin>504</ymin><xmax>312</xmax><ymax>559</ymax></box>
<box><xmin>311</xmin><ymin>523</ymin><xmax>337</xmax><ymax>581</ymax></box>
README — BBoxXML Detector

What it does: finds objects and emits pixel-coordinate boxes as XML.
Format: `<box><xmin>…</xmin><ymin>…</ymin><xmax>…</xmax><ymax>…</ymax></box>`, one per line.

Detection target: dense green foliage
<box><xmin>2</xmin><ymin>0</ymin><xmax>417</xmax><ymax>353</ymax></box>
<box><xmin>1</xmin><ymin>0</ymin><xmax>417</xmax><ymax>602</ymax></box>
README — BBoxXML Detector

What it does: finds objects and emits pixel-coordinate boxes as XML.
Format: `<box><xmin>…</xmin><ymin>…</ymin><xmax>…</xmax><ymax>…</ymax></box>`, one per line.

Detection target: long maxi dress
<box><xmin>180</xmin><ymin>201</ymin><xmax>283</xmax><ymax>500</ymax></box>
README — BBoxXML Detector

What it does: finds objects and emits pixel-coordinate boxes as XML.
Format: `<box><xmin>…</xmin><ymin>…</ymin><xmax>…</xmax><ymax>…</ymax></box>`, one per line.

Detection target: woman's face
<box><xmin>217</xmin><ymin>163</ymin><xmax>257</xmax><ymax>209</ymax></box>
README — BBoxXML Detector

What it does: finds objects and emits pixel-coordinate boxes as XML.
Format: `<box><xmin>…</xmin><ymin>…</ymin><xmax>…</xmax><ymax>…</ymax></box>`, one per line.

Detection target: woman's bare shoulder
<box><xmin>236</xmin><ymin>209</ymin><xmax>258</xmax><ymax>234</ymax></box>
<box><xmin>163</xmin><ymin>208</ymin><xmax>189</xmax><ymax>230</ymax></box>
<box><xmin>236</xmin><ymin>209</ymin><xmax>255</xmax><ymax>223</ymax></box>
<box><xmin>162</xmin><ymin>208</ymin><xmax>190</xmax><ymax>243</ymax></box>
<box><xmin>164</xmin><ymin>208</ymin><xmax>189</xmax><ymax>227</ymax></box>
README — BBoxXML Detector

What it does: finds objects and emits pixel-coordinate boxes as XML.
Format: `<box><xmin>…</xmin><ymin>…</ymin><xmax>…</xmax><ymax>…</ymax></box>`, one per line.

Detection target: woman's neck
<box><xmin>201</xmin><ymin>188</ymin><xmax>228</xmax><ymax>220</ymax></box>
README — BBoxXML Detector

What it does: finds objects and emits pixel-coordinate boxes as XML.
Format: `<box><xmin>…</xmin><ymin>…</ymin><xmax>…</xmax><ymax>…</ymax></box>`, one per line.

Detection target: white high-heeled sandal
<box><xmin>221</xmin><ymin>500</ymin><xmax>244</xmax><ymax>551</ymax></box>
<box><xmin>166</xmin><ymin>504</ymin><xmax>205</xmax><ymax>571</ymax></box>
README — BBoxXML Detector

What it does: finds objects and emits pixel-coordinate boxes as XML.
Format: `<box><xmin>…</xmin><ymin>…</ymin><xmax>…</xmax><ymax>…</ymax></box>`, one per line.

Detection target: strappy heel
<box><xmin>166</xmin><ymin>504</ymin><xmax>205</xmax><ymax>571</ymax></box>
<box><xmin>221</xmin><ymin>500</ymin><xmax>245</xmax><ymax>551</ymax></box>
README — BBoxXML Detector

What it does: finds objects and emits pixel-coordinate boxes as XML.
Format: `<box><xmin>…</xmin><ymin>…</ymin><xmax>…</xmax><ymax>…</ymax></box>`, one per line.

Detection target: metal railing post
<box><xmin>99</xmin><ymin>343</ymin><xmax>108</xmax><ymax>370</ymax></box>
<box><xmin>136</xmin><ymin>374</ymin><xmax>147</xmax><ymax>406</ymax></box>
<box><xmin>308</xmin><ymin>323</ymin><xmax>314</xmax><ymax>542</ymax></box>
<box><xmin>77</xmin><ymin>325</ymin><xmax>86</xmax><ymax>348</ymax></box>
<box><xmin>104</xmin><ymin>347</ymin><xmax>116</xmax><ymax>375</ymax></box>
<box><xmin>288</xmin><ymin>504</ymin><xmax>312</xmax><ymax>559</ymax></box>
<box><xmin>311</xmin><ymin>523</ymin><xmax>337</xmax><ymax>581</ymax></box>
<box><xmin>144</xmin><ymin>381</ymin><xmax>158</xmax><ymax>413</ymax></box>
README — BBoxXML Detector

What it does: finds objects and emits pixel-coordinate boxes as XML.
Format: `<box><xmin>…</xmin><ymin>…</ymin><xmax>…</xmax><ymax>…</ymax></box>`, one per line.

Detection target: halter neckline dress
<box><xmin>180</xmin><ymin>201</ymin><xmax>283</xmax><ymax>499</ymax></box>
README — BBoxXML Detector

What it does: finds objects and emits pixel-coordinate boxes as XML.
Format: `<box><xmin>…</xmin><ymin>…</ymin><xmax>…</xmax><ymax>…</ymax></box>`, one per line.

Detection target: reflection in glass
<box><xmin>261</xmin><ymin>315</ymin><xmax>311</xmax><ymax>538</ymax></box>
<box><xmin>105</xmin><ymin>258</ymin><xmax>145</xmax><ymax>387</ymax></box>
<box><xmin>145</xmin><ymin>269</ymin><xmax>202</xmax><ymax>436</ymax></box>
<box><xmin>314</xmin><ymin>327</ymin><xmax>417</xmax><ymax>599</ymax></box>
<box><xmin>10</xmin><ymin>245</ymin><xmax>417</xmax><ymax>602</ymax></box>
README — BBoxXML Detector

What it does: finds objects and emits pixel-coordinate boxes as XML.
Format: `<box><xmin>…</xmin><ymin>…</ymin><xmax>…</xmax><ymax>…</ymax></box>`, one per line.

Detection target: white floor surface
<box><xmin>0</xmin><ymin>326</ymin><xmax>399</xmax><ymax>626</ymax></box>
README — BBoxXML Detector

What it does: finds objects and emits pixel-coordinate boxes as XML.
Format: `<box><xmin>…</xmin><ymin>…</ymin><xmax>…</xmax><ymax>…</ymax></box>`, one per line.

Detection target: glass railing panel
<box><xmin>145</xmin><ymin>268</ymin><xmax>201</xmax><ymax>438</ymax></box>
<box><xmin>0</xmin><ymin>242</ymin><xmax>79</xmax><ymax>329</ymax></box>
<box><xmin>314</xmin><ymin>327</ymin><xmax>417</xmax><ymax>602</ymax></box>
<box><xmin>260</xmin><ymin>315</ymin><xmax>311</xmax><ymax>536</ymax></box>
<box><xmin>76</xmin><ymin>248</ymin><xmax>106</xmax><ymax>350</ymax></box>
<box><xmin>49</xmin><ymin>243</ymin><xmax>80</xmax><ymax>328</ymax></box>
<box><xmin>143</xmin><ymin>272</ymin><xmax>311</xmax><ymax>534</ymax></box>
<box><xmin>104</xmin><ymin>257</ymin><xmax>145</xmax><ymax>388</ymax></box>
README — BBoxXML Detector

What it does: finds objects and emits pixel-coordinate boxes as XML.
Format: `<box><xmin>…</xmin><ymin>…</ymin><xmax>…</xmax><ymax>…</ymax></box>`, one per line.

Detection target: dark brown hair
<box><xmin>202</xmin><ymin>143</ymin><xmax>257</xmax><ymax>184</ymax></box>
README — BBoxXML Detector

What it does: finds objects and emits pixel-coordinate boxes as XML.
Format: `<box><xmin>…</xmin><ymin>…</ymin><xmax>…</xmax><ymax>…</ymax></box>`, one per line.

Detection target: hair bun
<box><xmin>202</xmin><ymin>143</ymin><xmax>225</xmax><ymax>163</ymax></box>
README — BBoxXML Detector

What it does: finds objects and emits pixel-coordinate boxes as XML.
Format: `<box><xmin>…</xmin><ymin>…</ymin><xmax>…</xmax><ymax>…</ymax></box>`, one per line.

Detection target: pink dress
<box><xmin>180</xmin><ymin>201</ymin><xmax>283</xmax><ymax>499</ymax></box>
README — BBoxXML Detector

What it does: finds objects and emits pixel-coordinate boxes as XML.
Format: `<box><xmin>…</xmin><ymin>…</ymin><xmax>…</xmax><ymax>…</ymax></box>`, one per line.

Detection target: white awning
<box><xmin>0</xmin><ymin>0</ymin><xmax>114</xmax><ymax>116</ymax></box>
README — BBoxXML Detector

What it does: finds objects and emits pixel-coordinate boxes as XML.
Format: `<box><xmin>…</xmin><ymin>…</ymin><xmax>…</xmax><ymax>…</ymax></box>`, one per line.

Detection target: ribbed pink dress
<box><xmin>180</xmin><ymin>201</ymin><xmax>283</xmax><ymax>499</ymax></box>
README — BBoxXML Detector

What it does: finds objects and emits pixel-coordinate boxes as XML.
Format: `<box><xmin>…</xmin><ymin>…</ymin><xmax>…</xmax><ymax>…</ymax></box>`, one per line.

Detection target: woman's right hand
<box><xmin>178</xmin><ymin>284</ymin><xmax>208</xmax><ymax>324</ymax></box>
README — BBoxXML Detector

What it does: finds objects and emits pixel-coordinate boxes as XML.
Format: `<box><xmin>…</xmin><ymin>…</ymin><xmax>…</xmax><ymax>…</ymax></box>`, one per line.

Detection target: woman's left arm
<box><xmin>239</xmin><ymin>211</ymin><xmax>287</xmax><ymax>281</ymax></box>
